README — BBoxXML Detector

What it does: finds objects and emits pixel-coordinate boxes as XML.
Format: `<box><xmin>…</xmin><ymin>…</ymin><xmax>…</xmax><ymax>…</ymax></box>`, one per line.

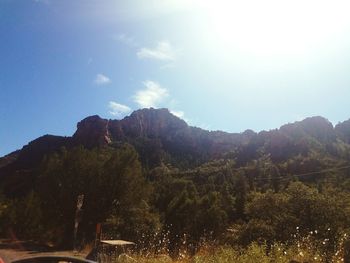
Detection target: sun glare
<box><xmin>195</xmin><ymin>0</ymin><xmax>350</xmax><ymax>57</ymax></box>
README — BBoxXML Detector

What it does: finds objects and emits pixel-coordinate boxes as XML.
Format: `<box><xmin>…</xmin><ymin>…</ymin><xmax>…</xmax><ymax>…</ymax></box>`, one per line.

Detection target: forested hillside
<box><xmin>1</xmin><ymin>108</ymin><xmax>350</xmax><ymax>260</ymax></box>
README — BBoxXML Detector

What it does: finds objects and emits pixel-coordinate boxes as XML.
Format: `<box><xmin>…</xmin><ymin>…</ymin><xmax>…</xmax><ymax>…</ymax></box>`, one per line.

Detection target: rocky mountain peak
<box><xmin>73</xmin><ymin>115</ymin><xmax>111</xmax><ymax>148</ymax></box>
<box><xmin>71</xmin><ymin>109</ymin><xmax>188</xmax><ymax>148</ymax></box>
<box><xmin>279</xmin><ymin>116</ymin><xmax>336</xmax><ymax>143</ymax></box>
<box><xmin>119</xmin><ymin>108</ymin><xmax>188</xmax><ymax>138</ymax></box>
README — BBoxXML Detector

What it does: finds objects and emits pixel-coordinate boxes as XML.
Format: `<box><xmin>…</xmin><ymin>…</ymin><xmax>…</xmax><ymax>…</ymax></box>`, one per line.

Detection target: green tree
<box><xmin>234</xmin><ymin>172</ymin><xmax>248</xmax><ymax>220</ymax></box>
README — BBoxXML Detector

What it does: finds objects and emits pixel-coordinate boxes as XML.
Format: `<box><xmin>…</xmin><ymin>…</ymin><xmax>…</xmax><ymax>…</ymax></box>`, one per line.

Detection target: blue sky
<box><xmin>1</xmin><ymin>0</ymin><xmax>350</xmax><ymax>156</ymax></box>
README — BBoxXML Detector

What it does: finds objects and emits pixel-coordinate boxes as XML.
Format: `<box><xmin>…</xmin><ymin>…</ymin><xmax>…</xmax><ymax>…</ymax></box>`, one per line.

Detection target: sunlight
<box><xmin>195</xmin><ymin>0</ymin><xmax>350</xmax><ymax>56</ymax></box>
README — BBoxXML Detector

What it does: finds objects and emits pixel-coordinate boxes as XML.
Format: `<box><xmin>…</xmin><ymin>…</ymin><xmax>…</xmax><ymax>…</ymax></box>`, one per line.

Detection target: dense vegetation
<box><xmin>1</xmin><ymin>109</ymin><xmax>350</xmax><ymax>261</ymax></box>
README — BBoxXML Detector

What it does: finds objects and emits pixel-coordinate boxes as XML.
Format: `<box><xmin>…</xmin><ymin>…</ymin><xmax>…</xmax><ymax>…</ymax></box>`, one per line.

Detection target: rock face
<box><xmin>73</xmin><ymin>115</ymin><xmax>111</xmax><ymax>148</ymax></box>
<box><xmin>72</xmin><ymin>109</ymin><xmax>189</xmax><ymax>147</ymax></box>
<box><xmin>71</xmin><ymin>108</ymin><xmax>243</xmax><ymax>165</ymax></box>
<box><xmin>107</xmin><ymin>108</ymin><xmax>188</xmax><ymax>140</ymax></box>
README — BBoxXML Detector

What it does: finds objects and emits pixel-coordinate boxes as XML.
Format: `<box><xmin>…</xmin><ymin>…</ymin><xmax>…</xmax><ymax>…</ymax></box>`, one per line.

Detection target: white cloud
<box><xmin>95</xmin><ymin>74</ymin><xmax>111</xmax><ymax>85</ymax></box>
<box><xmin>170</xmin><ymin>110</ymin><xmax>185</xmax><ymax>119</ymax></box>
<box><xmin>137</xmin><ymin>41</ymin><xmax>176</xmax><ymax>61</ymax></box>
<box><xmin>133</xmin><ymin>81</ymin><xmax>169</xmax><ymax>108</ymax></box>
<box><xmin>108</xmin><ymin>101</ymin><xmax>132</xmax><ymax>118</ymax></box>
<box><xmin>116</xmin><ymin>34</ymin><xmax>138</xmax><ymax>47</ymax></box>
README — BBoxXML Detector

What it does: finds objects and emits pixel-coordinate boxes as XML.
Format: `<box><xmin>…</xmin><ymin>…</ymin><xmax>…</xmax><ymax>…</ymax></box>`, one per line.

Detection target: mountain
<box><xmin>72</xmin><ymin>108</ymin><xmax>243</xmax><ymax>159</ymax></box>
<box><xmin>1</xmin><ymin>108</ymin><xmax>243</xmax><ymax>172</ymax></box>
<box><xmin>2</xmin><ymin>108</ymin><xmax>350</xmax><ymax>252</ymax></box>
<box><xmin>1</xmin><ymin>108</ymin><xmax>350</xmax><ymax>196</ymax></box>
<box><xmin>335</xmin><ymin>119</ymin><xmax>350</xmax><ymax>144</ymax></box>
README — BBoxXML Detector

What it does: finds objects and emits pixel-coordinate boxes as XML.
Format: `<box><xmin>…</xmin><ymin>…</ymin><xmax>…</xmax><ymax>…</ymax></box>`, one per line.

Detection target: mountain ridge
<box><xmin>1</xmin><ymin>108</ymin><xmax>350</xmax><ymax>177</ymax></box>
<box><xmin>1</xmin><ymin>107</ymin><xmax>350</xmax><ymax>198</ymax></box>
<box><xmin>4</xmin><ymin>110</ymin><xmax>343</xmax><ymax>157</ymax></box>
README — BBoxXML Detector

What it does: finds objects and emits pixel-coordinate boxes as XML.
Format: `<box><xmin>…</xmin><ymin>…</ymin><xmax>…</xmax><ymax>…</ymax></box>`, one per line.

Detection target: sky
<box><xmin>1</xmin><ymin>0</ymin><xmax>350</xmax><ymax>156</ymax></box>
